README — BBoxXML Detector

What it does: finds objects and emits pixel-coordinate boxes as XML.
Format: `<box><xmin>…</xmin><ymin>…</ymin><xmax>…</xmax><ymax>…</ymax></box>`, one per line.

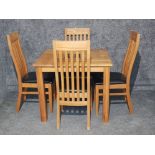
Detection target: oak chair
<box><xmin>7</xmin><ymin>32</ymin><xmax>54</xmax><ymax>112</ymax></box>
<box><xmin>64</xmin><ymin>28</ymin><xmax>92</xmax><ymax>109</ymax></box>
<box><xmin>94</xmin><ymin>31</ymin><xmax>140</xmax><ymax>116</ymax></box>
<box><xmin>64</xmin><ymin>28</ymin><xmax>90</xmax><ymax>41</ymax></box>
<box><xmin>53</xmin><ymin>40</ymin><xmax>91</xmax><ymax>130</ymax></box>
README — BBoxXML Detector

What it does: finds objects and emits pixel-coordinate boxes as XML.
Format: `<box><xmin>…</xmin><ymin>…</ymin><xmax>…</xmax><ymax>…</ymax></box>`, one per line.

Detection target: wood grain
<box><xmin>53</xmin><ymin>40</ymin><xmax>91</xmax><ymax>129</ymax></box>
<box><xmin>33</xmin><ymin>48</ymin><xmax>112</xmax><ymax>123</ymax></box>
<box><xmin>95</xmin><ymin>31</ymin><xmax>140</xmax><ymax>116</ymax></box>
<box><xmin>64</xmin><ymin>28</ymin><xmax>90</xmax><ymax>41</ymax></box>
<box><xmin>7</xmin><ymin>32</ymin><xmax>54</xmax><ymax>118</ymax></box>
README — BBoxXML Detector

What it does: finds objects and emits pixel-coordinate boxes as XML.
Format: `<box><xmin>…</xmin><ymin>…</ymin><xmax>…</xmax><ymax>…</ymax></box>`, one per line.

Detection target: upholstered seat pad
<box><xmin>22</xmin><ymin>72</ymin><xmax>55</xmax><ymax>83</ymax></box>
<box><xmin>92</xmin><ymin>72</ymin><xmax>126</xmax><ymax>84</ymax></box>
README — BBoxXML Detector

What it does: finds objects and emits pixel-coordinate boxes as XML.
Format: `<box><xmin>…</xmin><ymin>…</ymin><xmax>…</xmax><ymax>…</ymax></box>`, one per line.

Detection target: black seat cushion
<box><xmin>22</xmin><ymin>72</ymin><xmax>55</xmax><ymax>84</ymax></box>
<box><xmin>92</xmin><ymin>72</ymin><xmax>126</xmax><ymax>84</ymax></box>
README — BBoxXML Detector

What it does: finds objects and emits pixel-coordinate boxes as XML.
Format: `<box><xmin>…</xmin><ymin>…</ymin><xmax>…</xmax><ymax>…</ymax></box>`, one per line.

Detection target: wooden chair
<box><xmin>94</xmin><ymin>31</ymin><xmax>140</xmax><ymax>116</ymax></box>
<box><xmin>64</xmin><ymin>28</ymin><xmax>90</xmax><ymax>41</ymax></box>
<box><xmin>7</xmin><ymin>32</ymin><xmax>54</xmax><ymax>112</ymax></box>
<box><xmin>64</xmin><ymin>28</ymin><xmax>93</xmax><ymax>109</ymax></box>
<box><xmin>53</xmin><ymin>40</ymin><xmax>91</xmax><ymax>130</ymax></box>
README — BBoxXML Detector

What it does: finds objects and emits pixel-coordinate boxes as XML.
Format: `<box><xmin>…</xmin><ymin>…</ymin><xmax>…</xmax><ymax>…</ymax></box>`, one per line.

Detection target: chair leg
<box><xmin>95</xmin><ymin>86</ymin><xmax>99</xmax><ymax>116</ymax></box>
<box><xmin>23</xmin><ymin>95</ymin><xmax>27</xmax><ymax>102</ymax></box>
<box><xmin>87</xmin><ymin>103</ymin><xmax>90</xmax><ymax>130</ymax></box>
<box><xmin>57</xmin><ymin>102</ymin><xmax>60</xmax><ymax>129</ymax></box>
<box><xmin>90</xmin><ymin>90</ymin><xmax>93</xmax><ymax>111</ymax></box>
<box><xmin>55</xmin><ymin>84</ymin><xmax>57</xmax><ymax>99</ymax></box>
<box><xmin>53</xmin><ymin>83</ymin><xmax>56</xmax><ymax>102</ymax></box>
<box><xmin>60</xmin><ymin>106</ymin><xmax>64</xmax><ymax>112</ymax></box>
<box><xmin>16</xmin><ymin>88</ymin><xmax>22</xmax><ymax>112</ymax></box>
<box><xmin>23</xmin><ymin>88</ymin><xmax>27</xmax><ymax>102</ymax></box>
<box><xmin>126</xmin><ymin>88</ymin><xmax>134</xmax><ymax>113</ymax></box>
<box><xmin>47</xmin><ymin>85</ymin><xmax>53</xmax><ymax>112</ymax></box>
<box><xmin>124</xmin><ymin>96</ymin><xmax>127</xmax><ymax>102</ymax></box>
<box><xmin>94</xmin><ymin>86</ymin><xmax>96</xmax><ymax>103</ymax></box>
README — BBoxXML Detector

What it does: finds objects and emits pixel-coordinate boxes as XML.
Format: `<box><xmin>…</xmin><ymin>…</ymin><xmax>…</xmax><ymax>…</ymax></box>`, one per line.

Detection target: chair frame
<box><xmin>64</xmin><ymin>28</ymin><xmax>90</xmax><ymax>41</ymax></box>
<box><xmin>64</xmin><ymin>27</ymin><xmax>92</xmax><ymax>109</ymax></box>
<box><xmin>53</xmin><ymin>40</ymin><xmax>91</xmax><ymax>130</ymax></box>
<box><xmin>95</xmin><ymin>31</ymin><xmax>140</xmax><ymax>116</ymax></box>
<box><xmin>7</xmin><ymin>32</ymin><xmax>54</xmax><ymax>112</ymax></box>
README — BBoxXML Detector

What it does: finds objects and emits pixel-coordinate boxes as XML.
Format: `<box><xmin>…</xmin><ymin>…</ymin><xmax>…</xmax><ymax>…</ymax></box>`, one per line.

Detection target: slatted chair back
<box><xmin>53</xmin><ymin>40</ymin><xmax>90</xmax><ymax>105</ymax></box>
<box><xmin>7</xmin><ymin>32</ymin><xmax>28</xmax><ymax>83</ymax></box>
<box><xmin>64</xmin><ymin>28</ymin><xmax>90</xmax><ymax>41</ymax></box>
<box><xmin>121</xmin><ymin>31</ymin><xmax>140</xmax><ymax>83</ymax></box>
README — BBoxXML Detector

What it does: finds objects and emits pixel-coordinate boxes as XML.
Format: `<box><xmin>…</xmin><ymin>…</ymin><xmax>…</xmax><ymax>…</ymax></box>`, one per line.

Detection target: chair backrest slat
<box><xmin>53</xmin><ymin>40</ymin><xmax>90</xmax><ymax>103</ymax></box>
<box><xmin>71</xmin><ymin>51</ymin><xmax>75</xmax><ymax>101</ymax></box>
<box><xmin>121</xmin><ymin>31</ymin><xmax>140</xmax><ymax>83</ymax></box>
<box><xmin>59</xmin><ymin>50</ymin><xmax>65</xmax><ymax>101</ymax></box>
<box><xmin>81</xmin><ymin>51</ymin><xmax>85</xmax><ymax>101</ymax></box>
<box><xmin>65</xmin><ymin>51</ymin><xmax>70</xmax><ymax>101</ymax></box>
<box><xmin>7</xmin><ymin>32</ymin><xmax>28</xmax><ymax>83</ymax></box>
<box><xmin>65</xmin><ymin>28</ymin><xmax>90</xmax><ymax>41</ymax></box>
<box><xmin>76</xmin><ymin>51</ymin><xmax>80</xmax><ymax>101</ymax></box>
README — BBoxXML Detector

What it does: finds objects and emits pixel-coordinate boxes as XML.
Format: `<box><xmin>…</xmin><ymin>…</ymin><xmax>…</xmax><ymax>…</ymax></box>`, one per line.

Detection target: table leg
<box><xmin>36</xmin><ymin>68</ymin><xmax>47</xmax><ymax>122</ymax></box>
<box><xmin>102</xmin><ymin>67</ymin><xmax>110</xmax><ymax>122</ymax></box>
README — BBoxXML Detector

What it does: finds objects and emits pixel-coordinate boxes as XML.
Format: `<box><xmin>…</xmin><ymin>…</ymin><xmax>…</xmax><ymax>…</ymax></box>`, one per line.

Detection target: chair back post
<box><xmin>53</xmin><ymin>40</ymin><xmax>90</xmax><ymax>104</ymax></box>
<box><xmin>7</xmin><ymin>32</ymin><xmax>28</xmax><ymax>84</ymax></box>
<box><xmin>64</xmin><ymin>28</ymin><xmax>90</xmax><ymax>41</ymax></box>
<box><xmin>121</xmin><ymin>31</ymin><xmax>140</xmax><ymax>85</ymax></box>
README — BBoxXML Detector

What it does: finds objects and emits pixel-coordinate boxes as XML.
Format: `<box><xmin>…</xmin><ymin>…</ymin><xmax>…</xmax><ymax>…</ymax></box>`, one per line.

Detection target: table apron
<box><xmin>36</xmin><ymin>67</ymin><xmax>108</xmax><ymax>72</ymax></box>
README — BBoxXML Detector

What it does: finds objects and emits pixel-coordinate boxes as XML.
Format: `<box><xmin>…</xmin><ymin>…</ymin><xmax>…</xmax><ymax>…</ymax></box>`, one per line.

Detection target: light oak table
<box><xmin>33</xmin><ymin>49</ymin><xmax>112</xmax><ymax>123</ymax></box>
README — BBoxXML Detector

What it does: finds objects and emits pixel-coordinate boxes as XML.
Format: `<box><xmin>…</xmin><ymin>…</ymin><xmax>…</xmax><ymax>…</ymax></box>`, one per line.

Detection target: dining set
<box><xmin>7</xmin><ymin>28</ymin><xmax>140</xmax><ymax>130</ymax></box>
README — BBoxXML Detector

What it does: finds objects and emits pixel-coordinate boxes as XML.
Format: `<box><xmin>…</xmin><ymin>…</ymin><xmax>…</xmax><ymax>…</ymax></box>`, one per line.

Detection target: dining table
<box><xmin>33</xmin><ymin>48</ymin><xmax>112</xmax><ymax>123</ymax></box>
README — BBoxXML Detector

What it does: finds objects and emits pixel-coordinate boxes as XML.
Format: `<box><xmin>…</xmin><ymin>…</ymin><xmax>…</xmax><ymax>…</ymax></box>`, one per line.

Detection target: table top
<box><xmin>33</xmin><ymin>48</ymin><xmax>112</xmax><ymax>68</ymax></box>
